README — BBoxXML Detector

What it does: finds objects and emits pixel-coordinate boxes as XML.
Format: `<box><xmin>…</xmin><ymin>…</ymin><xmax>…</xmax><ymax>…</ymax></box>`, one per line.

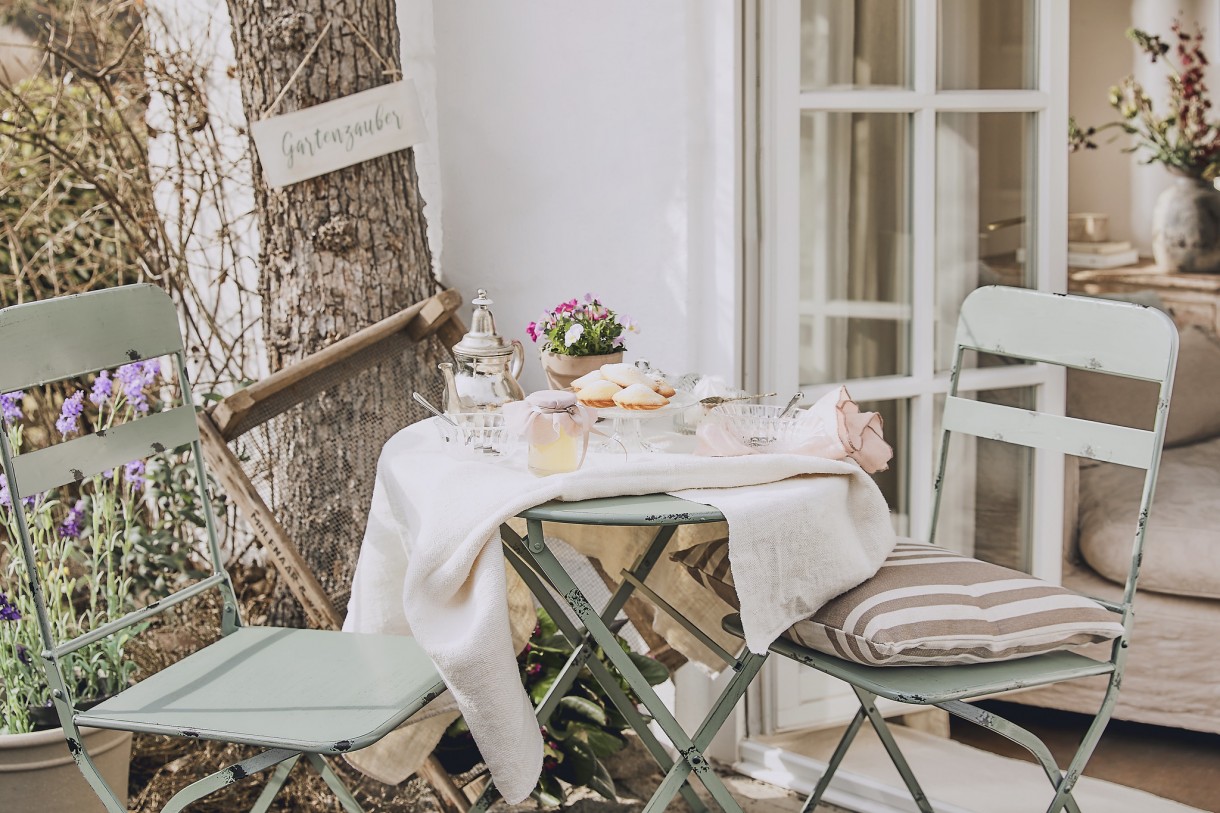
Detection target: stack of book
<box><xmin>1066</xmin><ymin>240</ymin><xmax>1139</xmax><ymax>269</ymax></box>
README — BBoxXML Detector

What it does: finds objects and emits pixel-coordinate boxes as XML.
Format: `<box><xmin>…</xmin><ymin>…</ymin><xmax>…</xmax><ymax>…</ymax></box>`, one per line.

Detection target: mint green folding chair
<box><xmin>724</xmin><ymin>286</ymin><xmax>1179</xmax><ymax>813</ymax></box>
<box><xmin>0</xmin><ymin>284</ymin><xmax>447</xmax><ymax>813</ymax></box>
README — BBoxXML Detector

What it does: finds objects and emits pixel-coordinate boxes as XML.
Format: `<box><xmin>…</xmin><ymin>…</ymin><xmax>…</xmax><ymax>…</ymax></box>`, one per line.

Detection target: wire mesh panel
<box><xmin>229</xmin><ymin>330</ymin><xmax>452</xmax><ymax>627</ymax></box>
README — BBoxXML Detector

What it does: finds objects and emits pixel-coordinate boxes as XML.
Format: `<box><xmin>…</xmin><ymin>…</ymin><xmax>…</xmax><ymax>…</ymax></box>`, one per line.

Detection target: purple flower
<box><xmin>1</xmin><ymin>391</ymin><xmax>24</xmax><ymax>425</ymax></box>
<box><xmin>58</xmin><ymin>499</ymin><xmax>86</xmax><ymax>539</ymax></box>
<box><xmin>525</xmin><ymin>662</ymin><xmax>543</xmax><ymax>678</ymax></box>
<box><xmin>55</xmin><ymin>390</ymin><xmax>85</xmax><ymax>438</ymax></box>
<box><xmin>16</xmin><ymin>643</ymin><xmax>31</xmax><ymax>665</ymax></box>
<box><xmin>124</xmin><ymin>459</ymin><xmax>146</xmax><ymax>491</ymax></box>
<box><xmin>0</xmin><ymin>473</ymin><xmax>34</xmax><ymax>509</ymax></box>
<box><xmin>116</xmin><ymin>363</ymin><xmax>150</xmax><ymax>413</ymax></box>
<box><xmin>89</xmin><ymin>371</ymin><xmax>113</xmax><ymax>407</ymax></box>
<box><xmin>0</xmin><ymin>591</ymin><xmax>19</xmax><ymax>621</ymax></box>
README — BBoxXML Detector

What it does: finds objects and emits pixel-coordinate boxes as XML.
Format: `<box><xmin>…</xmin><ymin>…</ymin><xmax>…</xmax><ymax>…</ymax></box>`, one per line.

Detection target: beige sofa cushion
<box><xmin>672</xmin><ymin>538</ymin><xmax>1124</xmax><ymax>666</ymax></box>
<box><xmin>1078</xmin><ymin>435</ymin><xmax>1220</xmax><ymax>600</ymax></box>
<box><xmin>1067</xmin><ymin>324</ymin><xmax>1220</xmax><ymax>448</ymax></box>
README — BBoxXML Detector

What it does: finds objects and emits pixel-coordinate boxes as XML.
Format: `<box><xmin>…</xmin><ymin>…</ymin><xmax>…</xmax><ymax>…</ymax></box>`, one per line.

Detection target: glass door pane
<box><xmin>801</xmin><ymin>0</ymin><xmax>911</xmax><ymax>90</ymax></box>
<box><xmin>933</xmin><ymin>387</ymin><xmax>1035</xmax><ymax>572</ymax></box>
<box><xmin>938</xmin><ymin>0</ymin><xmax>1036</xmax><ymax>90</ymax></box>
<box><xmin>935</xmin><ymin>111</ymin><xmax>1035</xmax><ymax>370</ymax></box>
<box><xmin>800</xmin><ymin>112</ymin><xmax>911</xmax><ymax>386</ymax></box>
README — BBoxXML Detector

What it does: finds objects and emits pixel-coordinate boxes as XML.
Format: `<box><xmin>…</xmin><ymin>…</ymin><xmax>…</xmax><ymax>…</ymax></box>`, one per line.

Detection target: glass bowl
<box><xmin>434</xmin><ymin>412</ymin><xmax>516</xmax><ymax>457</ymax></box>
<box><xmin>705</xmin><ymin>403</ymin><xmax>803</xmax><ymax>451</ymax></box>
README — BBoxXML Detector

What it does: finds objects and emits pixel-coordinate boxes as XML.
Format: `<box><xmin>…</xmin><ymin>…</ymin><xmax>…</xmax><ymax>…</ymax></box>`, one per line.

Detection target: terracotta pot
<box><xmin>540</xmin><ymin>350</ymin><xmax>623</xmax><ymax>390</ymax></box>
<box><xmin>0</xmin><ymin>725</ymin><xmax>132</xmax><ymax>812</ymax></box>
<box><xmin>1152</xmin><ymin>176</ymin><xmax>1220</xmax><ymax>273</ymax></box>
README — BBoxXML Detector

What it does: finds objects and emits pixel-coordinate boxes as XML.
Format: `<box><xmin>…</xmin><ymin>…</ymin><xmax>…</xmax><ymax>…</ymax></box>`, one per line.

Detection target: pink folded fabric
<box><xmin>695</xmin><ymin>386</ymin><xmax>893</xmax><ymax>474</ymax></box>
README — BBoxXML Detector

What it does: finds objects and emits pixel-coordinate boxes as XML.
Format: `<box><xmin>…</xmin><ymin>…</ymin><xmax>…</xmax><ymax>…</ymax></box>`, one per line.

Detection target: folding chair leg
<box><xmin>642</xmin><ymin>651</ymin><xmax>768</xmax><ymax>813</ymax></box>
<box><xmin>802</xmin><ymin>707</ymin><xmax>867</xmax><ymax>813</ymax></box>
<box><xmin>161</xmin><ymin>748</ymin><xmax>298</xmax><ymax>813</ymax></box>
<box><xmin>939</xmin><ymin>700</ymin><xmax>1082</xmax><ymax>813</ymax></box>
<box><xmin>250</xmin><ymin>755</ymin><xmax>300</xmax><ymax>813</ymax></box>
<box><xmin>305</xmin><ymin>753</ymin><xmax>366</xmax><ymax>813</ymax></box>
<box><xmin>853</xmin><ymin>688</ymin><xmax>934</xmax><ymax>813</ymax></box>
<box><xmin>1043</xmin><ymin>680</ymin><xmax>1122</xmax><ymax>813</ymax></box>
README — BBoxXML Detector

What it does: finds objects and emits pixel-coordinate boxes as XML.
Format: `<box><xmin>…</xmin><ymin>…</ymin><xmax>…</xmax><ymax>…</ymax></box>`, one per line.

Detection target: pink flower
<box><xmin>526</xmin><ymin>321</ymin><xmax>538</xmax><ymax>341</ymax></box>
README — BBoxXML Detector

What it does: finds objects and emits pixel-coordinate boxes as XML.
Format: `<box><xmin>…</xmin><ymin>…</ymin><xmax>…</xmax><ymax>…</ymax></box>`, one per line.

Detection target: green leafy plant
<box><xmin>1070</xmin><ymin>19</ymin><xmax>1220</xmax><ymax>180</ymax></box>
<box><xmin>0</xmin><ymin>363</ymin><xmax>201</xmax><ymax>734</ymax></box>
<box><xmin>526</xmin><ymin>294</ymin><xmax>639</xmax><ymax>357</ymax></box>
<box><xmin>434</xmin><ymin>607</ymin><xmax>670</xmax><ymax>807</ymax></box>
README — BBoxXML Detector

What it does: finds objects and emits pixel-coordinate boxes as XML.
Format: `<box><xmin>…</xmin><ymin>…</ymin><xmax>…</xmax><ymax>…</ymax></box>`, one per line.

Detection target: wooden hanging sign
<box><xmin>251</xmin><ymin>79</ymin><xmax>427</xmax><ymax>188</ymax></box>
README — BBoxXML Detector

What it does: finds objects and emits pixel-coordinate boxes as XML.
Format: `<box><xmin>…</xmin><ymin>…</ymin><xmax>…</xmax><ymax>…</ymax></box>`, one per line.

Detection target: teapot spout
<box><xmin>439</xmin><ymin>362</ymin><xmax>463</xmax><ymax>414</ymax></box>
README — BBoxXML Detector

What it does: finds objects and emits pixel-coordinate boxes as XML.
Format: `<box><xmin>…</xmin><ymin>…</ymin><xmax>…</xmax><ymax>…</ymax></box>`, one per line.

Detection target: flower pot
<box><xmin>0</xmin><ymin>725</ymin><xmax>132</xmax><ymax>812</ymax></box>
<box><xmin>1152</xmin><ymin>176</ymin><xmax>1220</xmax><ymax>273</ymax></box>
<box><xmin>540</xmin><ymin>350</ymin><xmax>623</xmax><ymax>390</ymax></box>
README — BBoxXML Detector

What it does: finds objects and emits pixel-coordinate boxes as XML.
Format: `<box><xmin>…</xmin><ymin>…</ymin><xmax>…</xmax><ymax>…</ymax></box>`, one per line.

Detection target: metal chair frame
<box><xmin>0</xmin><ymin>284</ymin><xmax>447</xmax><ymax>813</ymax></box>
<box><xmin>725</xmin><ymin>286</ymin><xmax>1180</xmax><ymax>813</ymax></box>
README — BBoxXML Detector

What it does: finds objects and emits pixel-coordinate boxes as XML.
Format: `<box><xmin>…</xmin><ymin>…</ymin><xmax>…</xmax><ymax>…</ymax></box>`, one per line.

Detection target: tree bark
<box><xmin>224</xmin><ymin>0</ymin><xmax>449</xmax><ymax>623</ymax></box>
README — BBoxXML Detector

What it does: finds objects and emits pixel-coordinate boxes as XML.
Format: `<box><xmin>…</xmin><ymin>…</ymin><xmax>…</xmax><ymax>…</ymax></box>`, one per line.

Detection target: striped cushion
<box><xmin>670</xmin><ymin>537</ymin><xmax>1125</xmax><ymax>666</ymax></box>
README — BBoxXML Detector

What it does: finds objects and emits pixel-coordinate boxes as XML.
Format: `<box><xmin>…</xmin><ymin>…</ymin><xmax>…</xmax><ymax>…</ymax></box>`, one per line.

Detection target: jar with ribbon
<box><xmin>503</xmin><ymin>390</ymin><xmax>598</xmax><ymax>476</ymax></box>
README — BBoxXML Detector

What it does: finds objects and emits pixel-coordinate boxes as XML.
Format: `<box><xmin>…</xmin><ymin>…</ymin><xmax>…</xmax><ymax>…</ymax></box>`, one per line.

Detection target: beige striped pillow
<box><xmin>671</xmin><ymin>538</ymin><xmax>1125</xmax><ymax>666</ymax></box>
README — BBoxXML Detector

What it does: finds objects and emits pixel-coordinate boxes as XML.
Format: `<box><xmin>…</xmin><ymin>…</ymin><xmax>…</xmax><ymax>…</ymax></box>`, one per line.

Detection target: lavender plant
<box><xmin>0</xmin><ymin>360</ymin><xmax>188</xmax><ymax>734</ymax></box>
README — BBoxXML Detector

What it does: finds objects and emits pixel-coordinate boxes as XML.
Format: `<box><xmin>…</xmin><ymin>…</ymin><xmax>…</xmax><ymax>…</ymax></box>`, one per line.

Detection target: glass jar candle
<box><xmin>503</xmin><ymin>390</ymin><xmax>596</xmax><ymax>476</ymax></box>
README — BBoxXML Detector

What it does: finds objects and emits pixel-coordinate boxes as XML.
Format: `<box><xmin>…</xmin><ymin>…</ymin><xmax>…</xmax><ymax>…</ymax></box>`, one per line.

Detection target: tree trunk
<box><xmin>225</xmin><ymin>1</ymin><xmax>450</xmax><ymax>624</ymax></box>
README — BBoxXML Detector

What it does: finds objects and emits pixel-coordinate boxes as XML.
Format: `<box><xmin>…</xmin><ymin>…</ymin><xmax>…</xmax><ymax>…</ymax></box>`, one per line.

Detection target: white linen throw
<box><xmin>344</xmin><ymin>420</ymin><xmax>896</xmax><ymax>803</ymax></box>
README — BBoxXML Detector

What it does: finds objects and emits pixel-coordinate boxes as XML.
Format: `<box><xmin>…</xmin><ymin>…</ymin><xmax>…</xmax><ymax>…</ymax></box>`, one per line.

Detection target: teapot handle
<box><xmin>510</xmin><ymin>339</ymin><xmax>525</xmax><ymax>380</ymax></box>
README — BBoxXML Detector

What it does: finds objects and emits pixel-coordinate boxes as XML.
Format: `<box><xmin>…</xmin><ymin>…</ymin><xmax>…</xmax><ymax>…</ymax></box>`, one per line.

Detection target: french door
<box><xmin>748</xmin><ymin>0</ymin><xmax>1069</xmax><ymax>735</ymax></box>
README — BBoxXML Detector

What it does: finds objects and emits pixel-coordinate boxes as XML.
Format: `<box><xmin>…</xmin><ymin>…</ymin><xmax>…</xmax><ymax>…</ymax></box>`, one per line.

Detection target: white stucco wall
<box><xmin>405</xmin><ymin>0</ymin><xmax>738</xmax><ymax>391</ymax></box>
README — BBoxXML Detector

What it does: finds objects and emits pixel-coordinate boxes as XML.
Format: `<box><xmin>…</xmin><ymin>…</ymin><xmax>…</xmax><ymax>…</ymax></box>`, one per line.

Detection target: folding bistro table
<box><xmin>469</xmin><ymin>493</ymin><xmax>768</xmax><ymax>813</ymax></box>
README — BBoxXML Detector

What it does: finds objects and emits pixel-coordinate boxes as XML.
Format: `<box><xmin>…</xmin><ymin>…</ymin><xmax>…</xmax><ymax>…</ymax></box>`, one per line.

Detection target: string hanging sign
<box><xmin>250</xmin><ymin>19</ymin><xmax>427</xmax><ymax>188</ymax></box>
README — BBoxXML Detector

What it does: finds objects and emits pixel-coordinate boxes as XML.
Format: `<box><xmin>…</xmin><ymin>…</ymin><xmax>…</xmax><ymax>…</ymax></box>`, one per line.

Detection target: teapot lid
<box><xmin>453</xmin><ymin>289</ymin><xmax>514</xmax><ymax>359</ymax></box>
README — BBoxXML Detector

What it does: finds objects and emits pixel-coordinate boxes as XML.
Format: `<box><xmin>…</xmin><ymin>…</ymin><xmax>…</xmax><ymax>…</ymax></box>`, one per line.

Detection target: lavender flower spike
<box><xmin>58</xmin><ymin>499</ymin><xmax>86</xmax><ymax>539</ymax></box>
<box><xmin>1</xmin><ymin>390</ymin><xmax>24</xmax><ymax>425</ymax></box>
<box><xmin>89</xmin><ymin>370</ymin><xmax>113</xmax><ymax>406</ymax></box>
<box><xmin>124</xmin><ymin>459</ymin><xmax>146</xmax><ymax>491</ymax></box>
<box><xmin>56</xmin><ymin>390</ymin><xmax>86</xmax><ymax>438</ymax></box>
<box><xmin>116</xmin><ymin>363</ymin><xmax>150</xmax><ymax>413</ymax></box>
<box><xmin>0</xmin><ymin>591</ymin><xmax>20</xmax><ymax>622</ymax></box>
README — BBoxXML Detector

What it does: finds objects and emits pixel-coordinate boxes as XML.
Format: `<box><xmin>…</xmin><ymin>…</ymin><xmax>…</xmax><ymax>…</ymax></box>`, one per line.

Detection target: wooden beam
<box><xmin>210</xmin><ymin>288</ymin><xmax>464</xmax><ymax>441</ymax></box>
<box><xmin>197</xmin><ymin>412</ymin><xmax>343</xmax><ymax>630</ymax></box>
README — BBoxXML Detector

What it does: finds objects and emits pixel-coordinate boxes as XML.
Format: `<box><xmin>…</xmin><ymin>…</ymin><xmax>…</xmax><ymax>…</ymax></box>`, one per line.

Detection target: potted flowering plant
<box><xmin>1070</xmin><ymin>19</ymin><xmax>1220</xmax><ymax>272</ymax></box>
<box><xmin>527</xmin><ymin>294</ymin><xmax>639</xmax><ymax>389</ymax></box>
<box><xmin>0</xmin><ymin>361</ymin><xmax>192</xmax><ymax>810</ymax></box>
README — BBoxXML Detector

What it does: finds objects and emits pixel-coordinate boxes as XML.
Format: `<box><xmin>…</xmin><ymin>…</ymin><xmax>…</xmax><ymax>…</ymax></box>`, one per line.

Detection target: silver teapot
<box><xmin>441</xmin><ymin>289</ymin><xmax>525</xmax><ymax>412</ymax></box>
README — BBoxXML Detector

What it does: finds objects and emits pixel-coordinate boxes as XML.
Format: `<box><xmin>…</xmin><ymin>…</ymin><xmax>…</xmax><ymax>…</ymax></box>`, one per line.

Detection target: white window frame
<box><xmin>749</xmin><ymin>0</ymin><xmax>1068</xmax><ymax>583</ymax></box>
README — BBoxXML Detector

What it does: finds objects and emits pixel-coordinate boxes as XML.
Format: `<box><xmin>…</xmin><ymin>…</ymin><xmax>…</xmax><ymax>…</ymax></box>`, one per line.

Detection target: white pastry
<box><xmin>576</xmin><ymin>380</ymin><xmax>622</xmax><ymax>408</ymax></box>
<box><xmin>648</xmin><ymin>376</ymin><xmax>676</xmax><ymax>398</ymax></box>
<box><xmin>601</xmin><ymin>362</ymin><xmax>651</xmax><ymax>388</ymax></box>
<box><xmin>612</xmin><ymin>383</ymin><xmax>669</xmax><ymax>410</ymax></box>
<box><xmin>569</xmin><ymin>369</ymin><xmax>606</xmax><ymax>391</ymax></box>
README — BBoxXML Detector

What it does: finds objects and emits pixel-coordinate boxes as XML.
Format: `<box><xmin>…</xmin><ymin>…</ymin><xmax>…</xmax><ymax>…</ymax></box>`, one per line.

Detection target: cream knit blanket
<box><xmin>344</xmin><ymin>419</ymin><xmax>895</xmax><ymax>803</ymax></box>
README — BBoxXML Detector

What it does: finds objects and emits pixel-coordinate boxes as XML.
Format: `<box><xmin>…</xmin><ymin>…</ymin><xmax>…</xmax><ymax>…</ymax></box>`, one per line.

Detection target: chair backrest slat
<box><xmin>11</xmin><ymin>405</ymin><xmax>200</xmax><ymax>495</ymax></box>
<box><xmin>942</xmin><ymin>395</ymin><xmax>1157</xmax><ymax>469</ymax></box>
<box><xmin>955</xmin><ymin>286</ymin><xmax>1176</xmax><ymax>381</ymax></box>
<box><xmin>0</xmin><ymin>285</ymin><xmax>183</xmax><ymax>392</ymax></box>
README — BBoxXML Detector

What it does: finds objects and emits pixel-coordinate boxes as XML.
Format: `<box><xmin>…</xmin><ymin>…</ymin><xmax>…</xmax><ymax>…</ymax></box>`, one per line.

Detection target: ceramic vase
<box><xmin>0</xmin><ymin>726</ymin><xmax>132</xmax><ymax>812</ymax></box>
<box><xmin>540</xmin><ymin>350</ymin><xmax>623</xmax><ymax>390</ymax></box>
<box><xmin>1152</xmin><ymin>176</ymin><xmax>1220</xmax><ymax>273</ymax></box>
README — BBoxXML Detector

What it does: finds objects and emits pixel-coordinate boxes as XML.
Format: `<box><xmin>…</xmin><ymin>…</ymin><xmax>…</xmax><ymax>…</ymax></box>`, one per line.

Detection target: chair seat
<box><xmin>77</xmin><ymin>626</ymin><xmax>447</xmax><ymax>754</ymax></box>
<box><xmin>722</xmin><ymin>614</ymin><xmax>1115</xmax><ymax>705</ymax></box>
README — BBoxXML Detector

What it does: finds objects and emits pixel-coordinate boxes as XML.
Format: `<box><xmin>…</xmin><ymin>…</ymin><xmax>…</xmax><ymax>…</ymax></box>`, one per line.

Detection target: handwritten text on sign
<box><xmin>251</xmin><ymin>80</ymin><xmax>427</xmax><ymax>188</ymax></box>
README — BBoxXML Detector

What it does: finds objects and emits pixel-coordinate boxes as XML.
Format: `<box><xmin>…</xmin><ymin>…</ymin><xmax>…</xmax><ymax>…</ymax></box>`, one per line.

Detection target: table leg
<box><xmin>521</xmin><ymin>519</ymin><xmax>745</xmax><ymax>813</ymax></box>
<box><xmin>500</xmin><ymin>528</ymin><xmax>709</xmax><ymax>813</ymax></box>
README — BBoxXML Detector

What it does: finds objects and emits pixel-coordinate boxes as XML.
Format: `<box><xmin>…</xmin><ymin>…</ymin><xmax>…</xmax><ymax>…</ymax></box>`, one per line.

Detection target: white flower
<box><xmin>564</xmin><ymin>323</ymin><xmax>584</xmax><ymax>348</ymax></box>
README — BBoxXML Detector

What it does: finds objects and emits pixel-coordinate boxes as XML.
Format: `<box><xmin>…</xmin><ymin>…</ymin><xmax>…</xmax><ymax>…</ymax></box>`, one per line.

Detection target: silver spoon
<box><xmin>778</xmin><ymin>392</ymin><xmax>804</xmax><ymax>418</ymax></box>
<box><xmin>699</xmin><ymin>391</ymin><xmax>778</xmax><ymax>408</ymax></box>
<box><xmin>413</xmin><ymin>392</ymin><xmax>459</xmax><ymax>427</ymax></box>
